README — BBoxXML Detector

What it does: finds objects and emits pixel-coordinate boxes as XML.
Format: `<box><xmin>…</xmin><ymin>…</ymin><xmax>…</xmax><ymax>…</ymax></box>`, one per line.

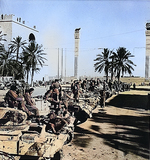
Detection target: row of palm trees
<box><xmin>94</xmin><ymin>47</ymin><xmax>136</xmax><ymax>82</ymax></box>
<box><xmin>0</xmin><ymin>32</ymin><xmax>47</xmax><ymax>86</ymax></box>
<box><xmin>0</xmin><ymin>32</ymin><xmax>136</xmax><ymax>85</ymax></box>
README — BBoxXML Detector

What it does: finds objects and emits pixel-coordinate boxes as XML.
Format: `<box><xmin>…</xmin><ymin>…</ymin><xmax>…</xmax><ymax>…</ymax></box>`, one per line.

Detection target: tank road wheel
<box><xmin>51</xmin><ymin>149</ymin><xmax>63</xmax><ymax>160</ymax></box>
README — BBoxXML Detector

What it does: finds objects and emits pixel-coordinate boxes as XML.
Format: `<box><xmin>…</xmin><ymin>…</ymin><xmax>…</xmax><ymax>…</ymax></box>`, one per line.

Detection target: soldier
<box><xmin>71</xmin><ymin>80</ymin><xmax>75</xmax><ymax>92</ymax></box>
<box><xmin>53</xmin><ymin>79</ymin><xmax>62</xmax><ymax>100</ymax></box>
<box><xmin>49</xmin><ymin>80</ymin><xmax>55</xmax><ymax>91</ymax></box>
<box><xmin>89</xmin><ymin>79</ymin><xmax>95</xmax><ymax>91</ymax></box>
<box><xmin>79</xmin><ymin>79</ymin><xmax>82</xmax><ymax>88</ymax></box>
<box><xmin>72</xmin><ymin>81</ymin><xmax>80</xmax><ymax>102</ymax></box>
<box><xmin>61</xmin><ymin>90</ymin><xmax>75</xmax><ymax>116</ymax></box>
<box><xmin>53</xmin><ymin>79</ymin><xmax>62</xmax><ymax>90</ymax></box>
<box><xmin>24</xmin><ymin>88</ymin><xmax>40</xmax><ymax>121</ymax></box>
<box><xmin>82</xmin><ymin>78</ymin><xmax>87</xmax><ymax>90</ymax></box>
<box><xmin>100</xmin><ymin>90</ymin><xmax>106</xmax><ymax>108</ymax></box>
<box><xmin>46</xmin><ymin>112</ymin><xmax>68</xmax><ymax>134</ymax></box>
<box><xmin>5</xmin><ymin>85</ymin><xmax>32</xmax><ymax>116</ymax></box>
<box><xmin>43</xmin><ymin>89</ymin><xmax>53</xmax><ymax>102</ymax></box>
<box><xmin>96</xmin><ymin>78</ymin><xmax>100</xmax><ymax>87</ymax></box>
<box><xmin>48</xmin><ymin>88</ymin><xmax>63</xmax><ymax>116</ymax></box>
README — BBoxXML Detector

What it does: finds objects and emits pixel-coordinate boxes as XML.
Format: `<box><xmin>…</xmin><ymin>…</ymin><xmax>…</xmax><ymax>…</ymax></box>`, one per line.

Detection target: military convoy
<box><xmin>0</xmin><ymin>79</ymin><xmax>129</xmax><ymax>160</ymax></box>
<box><xmin>0</xmin><ymin>86</ymin><xmax>103</xmax><ymax>160</ymax></box>
<box><xmin>0</xmin><ymin>106</ymin><xmax>76</xmax><ymax>160</ymax></box>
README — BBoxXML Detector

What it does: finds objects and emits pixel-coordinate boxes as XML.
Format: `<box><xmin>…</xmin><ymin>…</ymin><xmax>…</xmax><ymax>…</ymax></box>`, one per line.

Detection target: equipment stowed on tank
<box><xmin>0</xmin><ymin>104</ymin><xmax>75</xmax><ymax>160</ymax></box>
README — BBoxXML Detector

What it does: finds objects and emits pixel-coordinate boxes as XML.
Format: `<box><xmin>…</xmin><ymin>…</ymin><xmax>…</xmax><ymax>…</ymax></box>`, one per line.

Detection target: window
<box><xmin>29</xmin><ymin>33</ymin><xmax>35</xmax><ymax>42</ymax></box>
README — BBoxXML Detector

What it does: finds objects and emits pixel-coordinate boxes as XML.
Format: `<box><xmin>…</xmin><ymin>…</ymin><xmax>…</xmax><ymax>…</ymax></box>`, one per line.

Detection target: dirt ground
<box><xmin>0</xmin><ymin>87</ymin><xmax>149</xmax><ymax>160</ymax></box>
<box><xmin>62</xmin><ymin>88</ymin><xmax>150</xmax><ymax>160</ymax></box>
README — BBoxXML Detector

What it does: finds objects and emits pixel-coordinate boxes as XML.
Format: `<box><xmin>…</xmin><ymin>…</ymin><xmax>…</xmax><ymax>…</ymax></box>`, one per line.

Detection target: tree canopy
<box><xmin>0</xmin><ymin>33</ymin><xmax>47</xmax><ymax>84</ymax></box>
<box><xmin>94</xmin><ymin>47</ymin><xmax>136</xmax><ymax>82</ymax></box>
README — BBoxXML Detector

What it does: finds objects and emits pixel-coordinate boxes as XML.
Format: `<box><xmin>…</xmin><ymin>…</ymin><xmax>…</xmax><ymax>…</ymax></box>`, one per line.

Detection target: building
<box><xmin>145</xmin><ymin>22</ymin><xmax>150</xmax><ymax>79</ymax></box>
<box><xmin>0</xmin><ymin>14</ymin><xmax>39</xmax><ymax>49</ymax></box>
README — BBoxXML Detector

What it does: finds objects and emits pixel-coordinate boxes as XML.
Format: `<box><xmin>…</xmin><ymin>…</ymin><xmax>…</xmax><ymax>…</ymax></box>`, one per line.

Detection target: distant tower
<box><xmin>145</xmin><ymin>22</ymin><xmax>150</xmax><ymax>79</ymax></box>
<box><xmin>74</xmin><ymin>28</ymin><xmax>81</xmax><ymax>79</ymax></box>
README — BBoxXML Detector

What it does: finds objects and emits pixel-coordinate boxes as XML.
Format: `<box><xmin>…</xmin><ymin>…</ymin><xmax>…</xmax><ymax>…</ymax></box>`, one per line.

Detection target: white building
<box><xmin>0</xmin><ymin>14</ymin><xmax>39</xmax><ymax>49</ymax></box>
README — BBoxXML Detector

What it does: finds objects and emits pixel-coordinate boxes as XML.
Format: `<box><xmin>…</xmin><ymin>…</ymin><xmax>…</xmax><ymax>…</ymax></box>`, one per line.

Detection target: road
<box><xmin>32</xmin><ymin>86</ymin><xmax>48</xmax><ymax>97</ymax></box>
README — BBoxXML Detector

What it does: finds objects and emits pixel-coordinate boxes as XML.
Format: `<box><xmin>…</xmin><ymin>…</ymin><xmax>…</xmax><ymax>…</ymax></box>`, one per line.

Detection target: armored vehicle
<box><xmin>67</xmin><ymin>91</ymin><xmax>101</xmax><ymax>125</ymax></box>
<box><xmin>0</xmin><ymin>106</ymin><xmax>75</xmax><ymax>160</ymax></box>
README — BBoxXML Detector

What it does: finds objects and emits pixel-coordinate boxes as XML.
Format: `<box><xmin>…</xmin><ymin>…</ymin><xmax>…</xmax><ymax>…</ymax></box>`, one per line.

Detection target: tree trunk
<box><xmin>111</xmin><ymin>71</ymin><xmax>113</xmax><ymax>81</ymax></box>
<box><xmin>26</xmin><ymin>71</ymin><xmax>29</xmax><ymax>84</ymax></box>
<box><xmin>117</xmin><ymin>70</ymin><xmax>120</xmax><ymax>82</ymax></box>
<box><xmin>111</xmin><ymin>58</ymin><xmax>114</xmax><ymax>81</ymax></box>
<box><xmin>16</xmin><ymin>47</ymin><xmax>19</xmax><ymax>62</ymax></box>
<box><xmin>106</xmin><ymin>73</ymin><xmax>108</xmax><ymax>82</ymax></box>
<box><xmin>31</xmin><ymin>69</ymin><xmax>34</xmax><ymax>87</ymax></box>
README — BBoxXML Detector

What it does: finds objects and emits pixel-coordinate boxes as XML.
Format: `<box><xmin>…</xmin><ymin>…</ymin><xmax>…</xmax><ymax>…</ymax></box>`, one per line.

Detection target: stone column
<box><xmin>145</xmin><ymin>23</ymin><xmax>150</xmax><ymax>79</ymax></box>
<box><xmin>74</xmin><ymin>28</ymin><xmax>81</xmax><ymax>79</ymax></box>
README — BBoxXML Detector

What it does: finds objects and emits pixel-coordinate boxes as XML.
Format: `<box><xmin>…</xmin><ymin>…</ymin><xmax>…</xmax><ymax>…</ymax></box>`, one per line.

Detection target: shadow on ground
<box><xmin>106</xmin><ymin>94</ymin><xmax>148</xmax><ymax>110</ymax></box>
<box><xmin>131</xmin><ymin>88</ymin><xmax>150</xmax><ymax>91</ymax></box>
<box><xmin>73</xmin><ymin>133</ymin><xmax>92</xmax><ymax>148</ymax></box>
<box><xmin>73</xmin><ymin>93</ymin><xmax>150</xmax><ymax>159</ymax></box>
<box><xmin>74</xmin><ymin>112</ymin><xmax>150</xmax><ymax>159</ymax></box>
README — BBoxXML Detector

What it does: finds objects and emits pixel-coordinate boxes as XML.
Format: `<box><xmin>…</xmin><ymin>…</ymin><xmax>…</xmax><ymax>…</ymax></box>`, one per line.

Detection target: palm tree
<box><xmin>0</xmin><ymin>47</ymin><xmax>14</xmax><ymax>76</ymax></box>
<box><xmin>23</xmin><ymin>42</ymin><xmax>47</xmax><ymax>86</ymax></box>
<box><xmin>0</xmin><ymin>31</ymin><xmax>6</xmax><ymax>46</ymax></box>
<box><xmin>109</xmin><ymin>50</ymin><xmax>115</xmax><ymax>81</ymax></box>
<box><xmin>0</xmin><ymin>48</ymin><xmax>25</xmax><ymax>79</ymax></box>
<box><xmin>111</xmin><ymin>47</ymin><xmax>136</xmax><ymax>82</ymax></box>
<box><xmin>21</xmin><ymin>50</ymin><xmax>31</xmax><ymax>83</ymax></box>
<box><xmin>94</xmin><ymin>48</ymin><xmax>111</xmax><ymax>81</ymax></box>
<box><xmin>9</xmin><ymin>36</ymin><xmax>27</xmax><ymax>62</ymax></box>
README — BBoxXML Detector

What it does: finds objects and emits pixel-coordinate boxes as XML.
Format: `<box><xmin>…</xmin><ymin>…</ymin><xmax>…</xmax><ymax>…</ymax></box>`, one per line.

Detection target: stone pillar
<box><xmin>145</xmin><ymin>23</ymin><xmax>150</xmax><ymax>79</ymax></box>
<box><xmin>74</xmin><ymin>28</ymin><xmax>81</xmax><ymax>79</ymax></box>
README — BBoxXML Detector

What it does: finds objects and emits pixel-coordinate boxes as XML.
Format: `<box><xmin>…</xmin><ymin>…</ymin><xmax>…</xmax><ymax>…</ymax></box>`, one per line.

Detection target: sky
<box><xmin>0</xmin><ymin>0</ymin><xmax>150</xmax><ymax>81</ymax></box>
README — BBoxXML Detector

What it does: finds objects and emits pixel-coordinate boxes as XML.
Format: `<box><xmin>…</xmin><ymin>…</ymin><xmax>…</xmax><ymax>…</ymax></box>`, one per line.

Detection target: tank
<box><xmin>66</xmin><ymin>91</ymin><xmax>101</xmax><ymax>125</ymax></box>
<box><xmin>0</xmin><ymin>107</ymin><xmax>75</xmax><ymax>160</ymax></box>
